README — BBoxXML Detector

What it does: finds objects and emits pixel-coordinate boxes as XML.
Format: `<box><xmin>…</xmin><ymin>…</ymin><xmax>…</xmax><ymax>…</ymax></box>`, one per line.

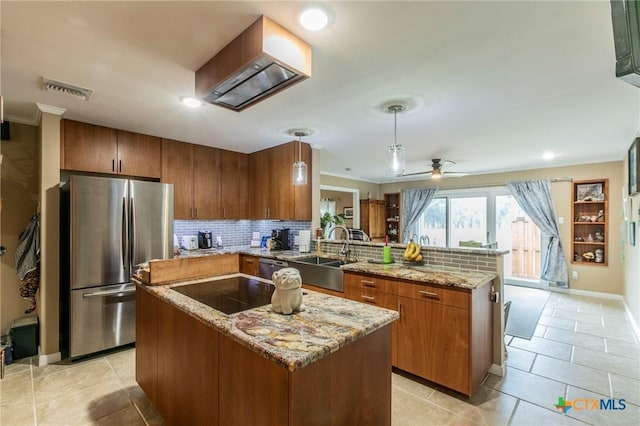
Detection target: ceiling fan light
<box><xmin>431</xmin><ymin>168</ymin><xmax>442</xmax><ymax>179</ymax></box>
<box><xmin>386</xmin><ymin>144</ymin><xmax>405</xmax><ymax>175</ymax></box>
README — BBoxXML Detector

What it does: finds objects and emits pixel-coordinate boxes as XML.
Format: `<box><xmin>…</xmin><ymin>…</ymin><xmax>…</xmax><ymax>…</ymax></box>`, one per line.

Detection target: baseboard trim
<box><xmin>623</xmin><ymin>302</ymin><xmax>640</xmax><ymax>342</ymax></box>
<box><xmin>549</xmin><ymin>287</ymin><xmax>640</xmax><ymax>341</ymax></box>
<box><xmin>489</xmin><ymin>363</ymin><xmax>505</xmax><ymax>377</ymax></box>
<box><xmin>37</xmin><ymin>351</ymin><xmax>61</xmax><ymax>366</ymax></box>
<box><xmin>549</xmin><ymin>287</ymin><xmax>624</xmax><ymax>301</ymax></box>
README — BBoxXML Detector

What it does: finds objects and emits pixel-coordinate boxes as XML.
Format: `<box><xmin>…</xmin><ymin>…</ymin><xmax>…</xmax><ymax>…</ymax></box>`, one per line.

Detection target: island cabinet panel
<box><xmin>156</xmin><ymin>296</ymin><xmax>219</xmax><ymax>426</ymax></box>
<box><xmin>135</xmin><ymin>287</ymin><xmax>158</xmax><ymax>404</ymax></box>
<box><xmin>218</xmin><ymin>324</ymin><xmax>392</xmax><ymax>426</ymax></box>
<box><xmin>61</xmin><ymin>119</ymin><xmax>161</xmax><ymax>178</ymax></box>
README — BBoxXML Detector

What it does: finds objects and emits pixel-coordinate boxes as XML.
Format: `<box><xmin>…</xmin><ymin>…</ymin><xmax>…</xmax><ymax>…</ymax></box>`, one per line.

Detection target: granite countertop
<box><xmin>341</xmin><ymin>262</ymin><xmax>496</xmax><ymax>290</ymax></box>
<box><xmin>137</xmin><ymin>274</ymin><xmax>398</xmax><ymax>372</ymax></box>
<box><xmin>176</xmin><ymin>246</ymin><xmax>495</xmax><ymax>289</ymax></box>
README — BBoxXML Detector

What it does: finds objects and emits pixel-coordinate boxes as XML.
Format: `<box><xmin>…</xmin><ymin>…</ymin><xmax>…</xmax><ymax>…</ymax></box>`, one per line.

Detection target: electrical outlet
<box><xmin>572</xmin><ymin>270</ymin><xmax>578</xmax><ymax>281</ymax></box>
<box><xmin>558</xmin><ymin>216</ymin><xmax>564</xmax><ymax>224</ymax></box>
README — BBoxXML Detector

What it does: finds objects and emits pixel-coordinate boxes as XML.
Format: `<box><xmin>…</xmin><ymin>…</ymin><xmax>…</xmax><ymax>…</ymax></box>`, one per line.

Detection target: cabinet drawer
<box><xmin>346</xmin><ymin>286</ymin><xmax>397</xmax><ymax>310</ymax></box>
<box><xmin>397</xmin><ymin>282</ymin><xmax>469</xmax><ymax>309</ymax></box>
<box><xmin>344</xmin><ymin>272</ymin><xmax>393</xmax><ymax>294</ymax></box>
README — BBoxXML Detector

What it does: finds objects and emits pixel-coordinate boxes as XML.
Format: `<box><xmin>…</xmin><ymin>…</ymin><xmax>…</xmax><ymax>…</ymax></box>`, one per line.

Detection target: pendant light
<box><xmin>386</xmin><ymin>104</ymin><xmax>406</xmax><ymax>175</ymax></box>
<box><xmin>292</xmin><ymin>131</ymin><xmax>308</xmax><ymax>186</ymax></box>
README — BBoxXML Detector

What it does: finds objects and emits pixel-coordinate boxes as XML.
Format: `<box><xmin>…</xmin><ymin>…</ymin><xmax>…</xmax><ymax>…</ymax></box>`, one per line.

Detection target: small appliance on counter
<box><xmin>271</xmin><ymin>228</ymin><xmax>290</xmax><ymax>251</ymax></box>
<box><xmin>198</xmin><ymin>231</ymin><xmax>213</xmax><ymax>249</ymax></box>
<box><xmin>299</xmin><ymin>230</ymin><xmax>311</xmax><ymax>253</ymax></box>
<box><xmin>250</xmin><ymin>232</ymin><xmax>261</xmax><ymax>247</ymax></box>
<box><xmin>181</xmin><ymin>235</ymin><xmax>198</xmax><ymax>250</ymax></box>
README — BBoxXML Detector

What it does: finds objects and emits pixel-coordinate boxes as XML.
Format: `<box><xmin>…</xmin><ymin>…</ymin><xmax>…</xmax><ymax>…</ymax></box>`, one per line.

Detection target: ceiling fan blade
<box><xmin>397</xmin><ymin>170</ymin><xmax>434</xmax><ymax>177</ymax></box>
<box><xmin>442</xmin><ymin>171</ymin><xmax>469</xmax><ymax>177</ymax></box>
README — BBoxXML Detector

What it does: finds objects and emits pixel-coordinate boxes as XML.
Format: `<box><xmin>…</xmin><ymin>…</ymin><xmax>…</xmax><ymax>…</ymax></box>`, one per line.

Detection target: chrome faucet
<box><xmin>327</xmin><ymin>225</ymin><xmax>351</xmax><ymax>261</ymax></box>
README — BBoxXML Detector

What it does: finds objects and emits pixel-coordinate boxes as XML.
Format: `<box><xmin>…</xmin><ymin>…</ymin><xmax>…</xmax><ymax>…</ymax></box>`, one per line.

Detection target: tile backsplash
<box><xmin>174</xmin><ymin>220</ymin><xmax>312</xmax><ymax>247</ymax></box>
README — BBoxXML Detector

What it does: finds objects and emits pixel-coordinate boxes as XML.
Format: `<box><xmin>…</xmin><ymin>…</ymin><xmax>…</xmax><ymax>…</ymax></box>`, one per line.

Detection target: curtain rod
<box><xmin>425</xmin><ymin>177</ymin><xmax>573</xmax><ymax>191</ymax></box>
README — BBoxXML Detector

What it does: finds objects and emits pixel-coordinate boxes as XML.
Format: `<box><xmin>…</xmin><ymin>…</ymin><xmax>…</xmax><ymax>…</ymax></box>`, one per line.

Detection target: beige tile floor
<box><xmin>1</xmin><ymin>290</ymin><xmax>639</xmax><ymax>425</ymax></box>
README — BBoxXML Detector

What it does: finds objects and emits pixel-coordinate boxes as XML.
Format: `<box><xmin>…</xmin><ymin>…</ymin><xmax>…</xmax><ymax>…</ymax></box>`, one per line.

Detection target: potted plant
<box><xmin>320</xmin><ymin>211</ymin><xmax>346</xmax><ymax>239</ymax></box>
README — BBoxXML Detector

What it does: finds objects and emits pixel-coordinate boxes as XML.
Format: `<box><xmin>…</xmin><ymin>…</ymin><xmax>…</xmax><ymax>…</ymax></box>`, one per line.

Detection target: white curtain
<box><xmin>320</xmin><ymin>198</ymin><xmax>336</xmax><ymax>216</ymax></box>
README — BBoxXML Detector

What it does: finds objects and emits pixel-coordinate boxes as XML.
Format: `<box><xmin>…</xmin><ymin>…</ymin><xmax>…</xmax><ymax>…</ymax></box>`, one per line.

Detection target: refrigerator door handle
<box><xmin>82</xmin><ymin>287</ymin><xmax>136</xmax><ymax>298</ymax></box>
<box><xmin>130</xmin><ymin>196</ymin><xmax>136</xmax><ymax>261</ymax></box>
<box><xmin>122</xmin><ymin>196</ymin><xmax>128</xmax><ymax>269</ymax></box>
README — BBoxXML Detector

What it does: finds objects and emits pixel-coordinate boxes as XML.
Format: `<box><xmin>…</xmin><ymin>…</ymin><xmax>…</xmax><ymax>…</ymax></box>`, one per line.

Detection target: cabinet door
<box><xmin>193</xmin><ymin>145</ymin><xmax>221</xmax><ymax>219</ymax></box>
<box><xmin>269</xmin><ymin>142</ymin><xmax>295</xmax><ymax>220</ymax></box>
<box><xmin>220</xmin><ymin>149</ymin><xmax>248</xmax><ymax>219</ymax></box>
<box><xmin>397</xmin><ymin>296</ymin><xmax>470</xmax><ymax>394</ymax></box>
<box><xmin>373</xmin><ymin>201</ymin><xmax>386</xmax><ymax>238</ymax></box>
<box><xmin>161</xmin><ymin>139</ymin><xmax>193</xmax><ymax>219</ymax></box>
<box><xmin>116</xmin><ymin>130</ymin><xmax>161</xmax><ymax>178</ymax></box>
<box><xmin>249</xmin><ymin>149</ymin><xmax>271</xmax><ymax>219</ymax></box>
<box><xmin>62</xmin><ymin>120</ymin><xmax>118</xmax><ymax>174</ymax></box>
<box><xmin>240</xmin><ymin>255</ymin><xmax>260</xmax><ymax>276</ymax></box>
<box><xmin>360</xmin><ymin>201</ymin><xmax>372</xmax><ymax>235</ymax></box>
<box><xmin>293</xmin><ymin>141</ymin><xmax>312</xmax><ymax>220</ymax></box>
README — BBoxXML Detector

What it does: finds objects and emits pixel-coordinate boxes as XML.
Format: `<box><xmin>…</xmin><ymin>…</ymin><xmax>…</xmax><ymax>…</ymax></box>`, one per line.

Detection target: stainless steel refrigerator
<box><xmin>60</xmin><ymin>175</ymin><xmax>173</xmax><ymax>358</ymax></box>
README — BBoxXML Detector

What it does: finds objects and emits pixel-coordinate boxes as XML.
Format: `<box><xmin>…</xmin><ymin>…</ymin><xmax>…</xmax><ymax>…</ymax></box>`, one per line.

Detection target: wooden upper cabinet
<box><xmin>360</xmin><ymin>200</ymin><xmax>385</xmax><ymax>240</ymax></box>
<box><xmin>220</xmin><ymin>149</ymin><xmax>248</xmax><ymax>219</ymax></box>
<box><xmin>116</xmin><ymin>130</ymin><xmax>162</xmax><ymax>178</ymax></box>
<box><xmin>249</xmin><ymin>141</ymin><xmax>312</xmax><ymax>220</ymax></box>
<box><xmin>161</xmin><ymin>139</ymin><xmax>194</xmax><ymax>220</ymax></box>
<box><xmin>61</xmin><ymin>119</ymin><xmax>118</xmax><ymax>174</ymax></box>
<box><xmin>61</xmin><ymin>119</ymin><xmax>161</xmax><ymax>179</ymax></box>
<box><xmin>192</xmin><ymin>144</ymin><xmax>221</xmax><ymax>220</ymax></box>
<box><xmin>293</xmin><ymin>141</ymin><xmax>312</xmax><ymax>220</ymax></box>
<box><xmin>249</xmin><ymin>148</ymin><xmax>271</xmax><ymax>219</ymax></box>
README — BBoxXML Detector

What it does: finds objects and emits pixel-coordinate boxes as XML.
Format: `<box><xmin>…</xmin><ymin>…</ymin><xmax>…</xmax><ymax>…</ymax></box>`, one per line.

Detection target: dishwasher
<box><xmin>258</xmin><ymin>258</ymin><xmax>289</xmax><ymax>280</ymax></box>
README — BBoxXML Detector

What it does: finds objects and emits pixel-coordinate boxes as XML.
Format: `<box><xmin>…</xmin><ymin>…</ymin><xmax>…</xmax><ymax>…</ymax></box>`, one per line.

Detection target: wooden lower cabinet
<box><xmin>397</xmin><ymin>296</ymin><xmax>470</xmax><ymax>393</ymax></box>
<box><xmin>239</xmin><ymin>254</ymin><xmax>260</xmax><ymax>276</ymax></box>
<box><xmin>343</xmin><ymin>271</ymin><xmax>493</xmax><ymax>396</ymax></box>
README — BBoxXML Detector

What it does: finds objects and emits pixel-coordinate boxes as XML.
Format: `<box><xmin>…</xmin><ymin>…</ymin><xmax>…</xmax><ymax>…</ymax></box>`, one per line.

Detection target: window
<box><xmin>417</xmin><ymin>187</ymin><xmax>542</xmax><ymax>286</ymax></box>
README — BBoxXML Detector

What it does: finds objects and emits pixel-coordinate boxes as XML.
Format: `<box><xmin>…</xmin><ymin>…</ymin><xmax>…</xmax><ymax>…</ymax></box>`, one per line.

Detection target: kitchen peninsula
<box><xmin>135</xmin><ymin>262</ymin><xmax>398</xmax><ymax>426</ymax></box>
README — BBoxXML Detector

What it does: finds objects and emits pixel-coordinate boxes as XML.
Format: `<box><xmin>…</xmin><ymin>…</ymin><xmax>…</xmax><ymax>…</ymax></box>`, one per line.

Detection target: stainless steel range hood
<box><xmin>196</xmin><ymin>16</ymin><xmax>312</xmax><ymax>112</ymax></box>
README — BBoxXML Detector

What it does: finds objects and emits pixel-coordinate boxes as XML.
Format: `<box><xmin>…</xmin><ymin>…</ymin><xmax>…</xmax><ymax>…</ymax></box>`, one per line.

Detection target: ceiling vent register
<box><xmin>42</xmin><ymin>77</ymin><xmax>94</xmax><ymax>101</ymax></box>
<box><xmin>195</xmin><ymin>16</ymin><xmax>312</xmax><ymax>112</ymax></box>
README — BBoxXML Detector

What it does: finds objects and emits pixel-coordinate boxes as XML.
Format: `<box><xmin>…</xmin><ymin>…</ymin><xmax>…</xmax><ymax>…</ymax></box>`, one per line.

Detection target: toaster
<box><xmin>181</xmin><ymin>235</ymin><xmax>198</xmax><ymax>250</ymax></box>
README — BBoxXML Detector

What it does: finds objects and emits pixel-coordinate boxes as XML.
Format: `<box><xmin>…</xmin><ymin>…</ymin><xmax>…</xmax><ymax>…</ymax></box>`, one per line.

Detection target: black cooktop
<box><xmin>171</xmin><ymin>276</ymin><xmax>274</xmax><ymax>315</ymax></box>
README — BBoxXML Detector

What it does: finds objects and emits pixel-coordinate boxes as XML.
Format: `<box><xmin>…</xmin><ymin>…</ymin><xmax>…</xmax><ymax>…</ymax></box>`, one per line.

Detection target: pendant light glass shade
<box><xmin>386</xmin><ymin>144</ymin><xmax>405</xmax><ymax>175</ymax></box>
<box><xmin>386</xmin><ymin>104</ymin><xmax>406</xmax><ymax>175</ymax></box>
<box><xmin>292</xmin><ymin>131</ymin><xmax>308</xmax><ymax>186</ymax></box>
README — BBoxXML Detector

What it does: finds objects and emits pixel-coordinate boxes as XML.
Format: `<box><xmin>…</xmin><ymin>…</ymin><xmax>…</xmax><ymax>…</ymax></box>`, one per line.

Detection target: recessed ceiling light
<box><xmin>180</xmin><ymin>96</ymin><xmax>202</xmax><ymax>108</ymax></box>
<box><xmin>542</xmin><ymin>151</ymin><xmax>556</xmax><ymax>160</ymax></box>
<box><xmin>299</xmin><ymin>8</ymin><xmax>329</xmax><ymax>31</ymax></box>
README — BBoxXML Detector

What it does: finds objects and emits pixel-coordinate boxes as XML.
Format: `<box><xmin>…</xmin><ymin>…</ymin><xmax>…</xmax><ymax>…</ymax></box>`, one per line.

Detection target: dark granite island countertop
<box><xmin>135</xmin><ymin>272</ymin><xmax>398</xmax><ymax>425</ymax></box>
<box><xmin>137</xmin><ymin>274</ymin><xmax>398</xmax><ymax>371</ymax></box>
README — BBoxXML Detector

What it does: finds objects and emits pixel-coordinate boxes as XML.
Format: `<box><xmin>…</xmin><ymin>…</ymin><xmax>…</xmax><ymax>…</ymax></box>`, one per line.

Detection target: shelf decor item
<box><xmin>571</xmin><ymin>179</ymin><xmax>608</xmax><ymax>266</ymax></box>
<box><xmin>343</xmin><ymin>207</ymin><xmax>353</xmax><ymax>219</ymax></box>
<box><xmin>628</xmin><ymin>138</ymin><xmax>639</xmax><ymax>196</ymax></box>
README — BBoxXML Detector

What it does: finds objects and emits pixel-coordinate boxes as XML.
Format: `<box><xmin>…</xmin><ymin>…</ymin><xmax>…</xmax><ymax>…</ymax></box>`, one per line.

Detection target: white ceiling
<box><xmin>2</xmin><ymin>1</ymin><xmax>639</xmax><ymax>183</ymax></box>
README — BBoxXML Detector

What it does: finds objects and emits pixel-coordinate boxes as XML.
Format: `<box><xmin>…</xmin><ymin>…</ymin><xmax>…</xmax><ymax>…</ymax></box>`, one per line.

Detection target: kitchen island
<box><xmin>135</xmin><ymin>273</ymin><xmax>398</xmax><ymax>426</ymax></box>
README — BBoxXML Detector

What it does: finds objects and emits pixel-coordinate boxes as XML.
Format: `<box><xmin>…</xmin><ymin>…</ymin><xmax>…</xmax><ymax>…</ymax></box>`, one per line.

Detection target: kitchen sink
<box><xmin>289</xmin><ymin>256</ymin><xmax>355</xmax><ymax>293</ymax></box>
<box><xmin>293</xmin><ymin>256</ymin><xmax>345</xmax><ymax>266</ymax></box>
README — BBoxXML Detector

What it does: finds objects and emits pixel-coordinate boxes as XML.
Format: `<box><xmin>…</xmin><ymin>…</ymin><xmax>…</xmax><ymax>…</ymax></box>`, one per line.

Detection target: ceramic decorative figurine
<box><xmin>271</xmin><ymin>268</ymin><xmax>305</xmax><ymax>315</ymax></box>
<box><xmin>595</xmin><ymin>248</ymin><xmax>604</xmax><ymax>263</ymax></box>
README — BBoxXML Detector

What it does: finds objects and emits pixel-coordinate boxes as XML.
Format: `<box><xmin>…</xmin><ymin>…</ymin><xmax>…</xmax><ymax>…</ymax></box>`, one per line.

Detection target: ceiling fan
<box><xmin>398</xmin><ymin>159</ymin><xmax>468</xmax><ymax>179</ymax></box>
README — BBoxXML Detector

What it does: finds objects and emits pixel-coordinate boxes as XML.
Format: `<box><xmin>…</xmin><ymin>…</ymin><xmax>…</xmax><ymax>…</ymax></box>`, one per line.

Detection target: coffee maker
<box><xmin>198</xmin><ymin>231</ymin><xmax>213</xmax><ymax>249</ymax></box>
<box><xmin>271</xmin><ymin>228</ymin><xmax>290</xmax><ymax>251</ymax></box>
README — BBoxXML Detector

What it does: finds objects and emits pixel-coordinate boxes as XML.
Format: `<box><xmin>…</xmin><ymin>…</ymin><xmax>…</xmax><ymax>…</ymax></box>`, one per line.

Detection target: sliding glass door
<box><xmin>418</xmin><ymin>188</ymin><xmax>543</xmax><ymax>288</ymax></box>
